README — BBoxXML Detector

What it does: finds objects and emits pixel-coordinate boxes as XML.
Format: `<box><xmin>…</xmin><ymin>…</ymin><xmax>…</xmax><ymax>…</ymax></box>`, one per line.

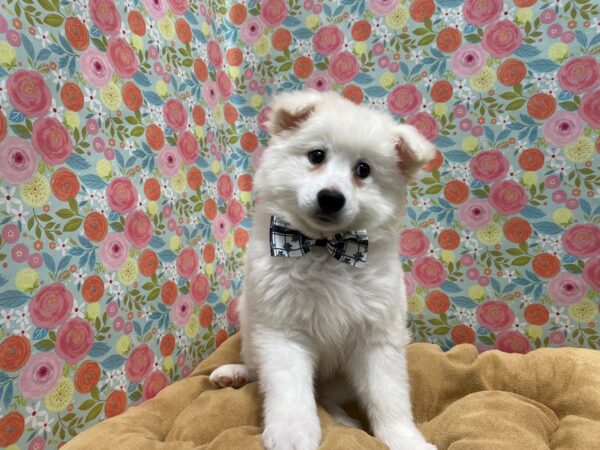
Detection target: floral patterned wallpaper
<box><xmin>0</xmin><ymin>0</ymin><xmax>598</xmax><ymax>447</ymax></box>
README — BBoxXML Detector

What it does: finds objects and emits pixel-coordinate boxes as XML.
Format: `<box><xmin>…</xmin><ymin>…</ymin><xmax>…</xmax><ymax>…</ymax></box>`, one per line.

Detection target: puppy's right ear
<box><xmin>266</xmin><ymin>90</ymin><xmax>321</xmax><ymax>136</ymax></box>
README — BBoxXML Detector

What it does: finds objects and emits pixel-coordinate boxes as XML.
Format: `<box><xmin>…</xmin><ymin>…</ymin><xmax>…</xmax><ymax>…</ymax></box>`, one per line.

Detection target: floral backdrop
<box><xmin>0</xmin><ymin>0</ymin><xmax>599</xmax><ymax>447</ymax></box>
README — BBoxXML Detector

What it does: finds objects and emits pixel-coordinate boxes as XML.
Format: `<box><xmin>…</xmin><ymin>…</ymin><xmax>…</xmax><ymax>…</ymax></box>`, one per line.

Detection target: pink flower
<box><xmin>142</xmin><ymin>370</ymin><xmax>168</xmax><ymax>400</ymax></box>
<box><xmin>99</xmin><ymin>232</ymin><xmax>130</xmax><ymax>270</ymax></box>
<box><xmin>226</xmin><ymin>199</ymin><xmax>245</xmax><ymax>227</ymax></box>
<box><xmin>158</xmin><ymin>146</ymin><xmax>180</xmax><ymax>178</ymax></box>
<box><xmin>368</xmin><ymin>0</ymin><xmax>399</xmax><ymax>16</ymax></box>
<box><xmin>476</xmin><ymin>300</ymin><xmax>515</xmax><ymax>331</ymax></box>
<box><xmin>176</xmin><ymin>130</ymin><xmax>199</xmax><ymax>164</ymax></box>
<box><xmin>558</xmin><ymin>56</ymin><xmax>600</xmax><ymax>94</ymax></box>
<box><xmin>125</xmin><ymin>344</ymin><xmax>154</xmax><ymax>382</ymax></box>
<box><xmin>260</xmin><ymin>0</ymin><xmax>288</xmax><ymax>27</ymax></box>
<box><xmin>463</xmin><ymin>0</ymin><xmax>502</xmax><ymax>26</ymax></box>
<box><xmin>18</xmin><ymin>352</ymin><xmax>62</xmax><ymax>399</ymax></box>
<box><xmin>328</xmin><ymin>51</ymin><xmax>359</xmax><ymax>84</ymax></box>
<box><xmin>207</xmin><ymin>40</ymin><xmax>223</xmax><ymax>69</ymax></box>
<box><xmin>80</xmin><ymin>48</ymin><xmax>113</xmax><ymax>88</ymax></box>
<box><xmin>488</xmin><ymin>180</ymin><xmax>528</xmax><ymax>216</ymax></box>
<box><xmin>89</xmin><ymin>0</ymin><xmax>121</xmax><ymax>36</ymax></box>
<box><xmin>470</xmin><ymin>149</ymin><xmax>509</xmax><ymax>183</ymax></box>
<box><xmin>0</xmin><ymin>136</ymin><xmax>38</xmax><ymax>185</ymax></box>
<box><xmin>407</xmin><ymin>112</ymin><xmax>439</xmax><ymax>141</ymax></box>
<box><xmin>481</xmin><ymin>20</ymin><xmax>523</xmax><ymax>58</ymax></box>
<box><xmin>216</xmin><ymin>71</ymin><xmax>234</xmax><ymax>100</ymax></box>
<box><xmin>403</xmin><ymin>272</ymin><xmax>416</xmax><ymax>297</ymax></box>
<box><xmin>55</xmin><ymin>318</ymin><xmax>94</xmax><ymax>364</ymax></box>
<box><xmin>167</xmin><ymin>0</ymin><xmax>189</xmax><ymax>15</ymax></box>
<box><xmin>143</xmin><ymin>0</ymin><xmax>168</xmax><ymax>19</ymax></box>
<box><xmin>562</xmin><ymin>223</ymin><xmax>600</xmax><ymax>259</ymax></box>
<box><xmin>312</xmin><ymin>25</ymin><xmax>345</xmax><ymax>56</ymax></box>
<box><xmin>190</xmin><ymin>273</ymin><xmax>210</xmax><ymax>304</ymax></box>
<box><xmin>226</xmin><ymin>297</ymin><xmax>240</xmax><ymax>327</ymax></box>
<box><xmin>2</xmin><ymin>224</ymin><xmax>20</xmax><ymax>244</ymax></box>
<box><xmin>171</xmin><ymin>294</ymin><xmax>193</xmax><ymax>326</ymax></box>
<box><xmin>450</xmin><ymin>44</ymin><xmax>488</xmax><ymax>77</ymax></box>
<box><xmin>240</xmin><ymin>17</ymin><xmax>264</xmax><ymax>45</ymax></box>
<box><xmin>107</xmin><ymin>177</ymin><xmax>138</xmax><ymax>213</ymax></box>
<box><xmin>495</xmin><ymin>330</ymin><xmax>531</xmax><ymax>354</ymax></box>
<box><xmin>163</xmin><ymin>99</ymin><xmax>188</xmax><ymax>132</ymax></box>
<box><xmin>29</xmin><ymin>283</ymin><xmax>73</xmax><ymax>329</ymax></box>
<box><xmin>31</xmin><ymin>117</ymin><xmax>73</xmax><ymax>165</ymax></box>
<box><xmin>212</xmin><ymin>214</ymin><xmax>230</xmax><ymax>241</ymax></box>
<box><xmin>306</xmin><ymin>71</ymin><xmax>334</xmax><ymax>92</ymax></box>
<box><xmin>458</xmin><ymin>199</ymin><xmax>493</xmax><ymax>230</ymax></box>
<box><xmin>202</xmin><ymin>80</ymin><xmax>219</xmax><ymax>108</ymax></box>
<box><xmin>217</xmin><ymin>174</ymin><xmax>234</xmax><ymax>200</ymax></box>
<box><xmin>388</xmin><ymin>84</ymin><xmax>422</xmax><ymax>116</ymax></box>
<box><xmin>542</xmin><ymin>111</ymin><xmax>583</xmax><ymax>146</ymax></box>
<box><xmin>578</xmin><ymin>89</ymin><xmax>600</xmax><ymax>129</ymax></box>
<box><xmin>547</xmin><ymin>273</ymin><xmax>588</xmax><ymax>305</ymax></box>
<box><xmin>412</xmin><ymin>256</ymin><xmax>446</xmax><ymax>288</ymax></box>
<box><xmin>106</xmin><ymin>37</ymin><xmax>138</xmax><ymax>79</ymax></box>
<box><xmin>176</xmin><ymin>247</ymin><xmax>199</xmax><ymax>279</ymax></box>
<box><xmin>399</xmin><ymin>228</ymin><xmax>429</xmax><ymax>257</ymax></box>
<box><xmin>583</xmin><ymin>256</ymin><xmax>600</xmax><ymax>291</ymax></box>
<box><xmin>12</xmin><ymin>243</ymin><xmax>29</xmax><ymax>263</ymax></box>
<box><xmin>124</xmin><ymin>210</ymin><xmax>153</xmax><ymax>249</ymax></box>
<box><xmin>7</xmin><ymin>69</ymin><xmax>51</xmax><ymax>118</ymax></box>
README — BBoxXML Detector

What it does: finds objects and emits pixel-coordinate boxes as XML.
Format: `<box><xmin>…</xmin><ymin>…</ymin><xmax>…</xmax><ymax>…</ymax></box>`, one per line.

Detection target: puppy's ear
<box><xmin>266</xmin><ymin>90</ymin><xmax>321</xmax><ymax>136</ymax></box>
<box><xmin>394</xmin><ymin>124</ymin><xmax>437</xmax><ymax>182</ymax></box>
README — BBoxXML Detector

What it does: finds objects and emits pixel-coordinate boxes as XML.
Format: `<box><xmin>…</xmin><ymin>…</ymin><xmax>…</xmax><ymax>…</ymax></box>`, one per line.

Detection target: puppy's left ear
<box><xmin>393</xmin><ymin>124</ymin><xmax>437</xmax><ymax>182</ymax></box>
<box><xmin>266</xmin><ymin>90</ymin><xmax>321</xmax><ymax>136</ymax></box>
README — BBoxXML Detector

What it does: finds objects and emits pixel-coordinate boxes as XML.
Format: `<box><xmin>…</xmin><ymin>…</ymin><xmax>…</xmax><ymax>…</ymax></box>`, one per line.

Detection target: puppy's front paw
<box><xmin>378</xmin><ymin>424</ymin><xmax>436</xmax><ymax>450</ymax></box>
<box><xmin>263</xmin><ymin>416</ymin><xmax>321</xmax><ymax>450</ymax></box>
<box><xmin>209</xmin><ymin>364</ymin><xmax>255</xmax><ymax>388</ymax></box>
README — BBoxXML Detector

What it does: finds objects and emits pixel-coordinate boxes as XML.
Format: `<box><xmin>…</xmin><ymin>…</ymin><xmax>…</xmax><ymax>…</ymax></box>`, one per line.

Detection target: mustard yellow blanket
<box><xmin>64</xmin><ymin>334</ymin><xmax>600</xmax><ymax>449</ymax></box>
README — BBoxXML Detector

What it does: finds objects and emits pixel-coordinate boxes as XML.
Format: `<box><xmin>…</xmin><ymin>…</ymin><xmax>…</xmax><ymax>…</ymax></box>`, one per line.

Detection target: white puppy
<box><xmin>210</xmin><ymin>90</ymin><xmax>436</xmax><ymax>450</ymax></box>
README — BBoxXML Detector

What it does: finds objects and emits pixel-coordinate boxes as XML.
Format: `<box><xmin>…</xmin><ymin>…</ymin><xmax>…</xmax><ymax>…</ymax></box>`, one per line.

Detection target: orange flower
<box><xmin>240</xmin><ymin>132</ymin><xmax>258</xmax><ymax>152</ymax></box>
<box><xmin>0</xmin><ymin>412</ymin><xmax>25</xmax><ymax>447</ymax></box>
<box><xmin>75</xmin><ymin>361</ymin><xmax>101</xmax><ymax>394</ymax></box>
<box><xmin>60</xmin><ymin>82</ymin><xmax>84</xmax><ymax>111</ymax></box>
<box><xmin>229</xmin><ymin>3</ymin><xmax>247</xmax><ymax>25</ymax></box>
<box><xmin>514</xmin><ymin>0</ymin><xmax>536</xmax><ymax>5</ymax></box>
<box><xmin>430</xmin><ymin>80</ymin><xmax>453</xmax><ymax>103</ymax></box>
<box><xmin>64</xmin><ymin>17</ymin><xmax>89</xmax><ymax>51</ymax></box>
<box><xmin>226</xmin><ymin>48</ymin><xmax>243</xmax><ymax>67</ymax></box>
<box><xmin>199</xmin><ymin>305</ymin><xmax>214</xmax><ymax>328</ymax></box>
<box><xmin>128</xmin><ymin>10</ymin><xmax>146</xmax><ymax>36</ymax></box>
<box><xmin>175</xmin><ymin>18</ymin><xmax>192</xmax><ymax>44</ymax></box>
<box><xmin>105</xmin><ymin>390</ymin><xmax>127</xmax><ymax>418</ymax></box>
<box><xmin>451</xmin><ymin>325</ymin><xmax>475</xmax><ymax>344</ymax></box>
<box><xmin>351</xmin><ymin>20</ymin><xmax>371</xmax><ymax>41</ymax></box>
<box><xmin>237</xmin><ymin>173</ymin><xmax>253</xmax><ymax>192</ymax></box>
<box><xmin>272</xmin><ymin>28</ymin><xmax>292</xmax><ymax>51</ymax></box>
<box><xmin>342</xmin><ymin>85</ymin><xmax>364</xmax><ymax>105</ymax></box>
<box><xmin>215</xmin><ymin>329</ymin><xmax>228</xmax><ymax>347</ymax></box>
<box><xmin>187</xmin><ymin>166</ymin><xmax>203</xmax><ymax>190</ymax></box>
<box><xmin>410</xmin><ymin>0</ymin><xmax>435</xmax><ymax>22</ymax></box>
<box><xmin>192</xmin><ymin>105</ymin><xmax>206</xmax><ymax>126</ymax></box>
<box><xmin>138</xmin><ymin>249</ymin><xmax>159</xmax><ymax>277</ymax></box>
<box><xmin>436</xmin><ymin>27</ymin><xmax>462</xmax><ymax>53</ymax></box>
<box><xmin>160</xmin><ymin>333</ymin><xmax>175</xmax><ymax>356</ymax></box>
<box><xmin>527</xmin><ymin>93</ymin><xmax>556</xmax><ymax>120</ymax></box>
<box><xmin>497</xmin><ymin>58</ymin><xmax>527</xmax><ymax>87</ymax></box>
<box><xmin>204</xmin><ymin>198</ymin><xmax>217</xmax><ymax>220</ymax></box>
<box><xmin>518</xmin><ymin>148</ymin><xmax>544</xmax><ymax>171</ymax></box>
<box><xmin>532</xmin><ymin>253</ymin><xmax>561</xmax><ymax>278</ymax></box>
<box><xmin>426</xmin><ymin>291</ymin><xmax>450</xmax><ymax>314</ymax></box>
<box><xmin>234</xmin><ymin>228</ymin><xmax>249</xmax><ymax>248</ymax></box>
<box><xmin>193</xmin><ymin>59</ymin><xmax>208</xmax><ymax>82</ymax></box>
<box><xmin>524</xmin><ymin>304</ymin><xmax>549</xmax><ymax>325</ymax></box>
<box><xmin>0</xmin><ymin>110</ymin><xmax>6</xmax><ymax>142</ymax></box>
<box><xmin>293</xmin><ymin>55</ymin><xmax>313</xmax><ymax>79</ymax></box>
<box><xmin>146</xmin><ymin>124</ymin><xmax>165</xmax><ymax>151</ymax></box>
<box><xmin>161</xmin><ymin>280</ymin><xmax>178</xmax><ymax>306</ymax></box>
<box><xmin>51</xmin><ymin>168</ymin><xmax>80</xmax><ymax>202</ymax></box>
<box><xmin>438</xmin><ymin>229</ymin><xmax>460</xmax><ymax>250</ymax></box>
<box><xmin>503</xmin><ymin>217</ymin><xmax>532</xmax><ymax>243</ymax></box>
<box><xmin>84</xmin><ymin>212</ymin><xmax>108</xmax><ymax>242</ymax></box>
<box><xmin>443</xmin><ymin>180</ymin><xmax>469</xmax><ymax>204</ymax></box>
<box><xmin>144</xmin><ymin>178</ymin><xmax>161</xmax><ymax>201</ymax></box>
<box><xmin>82</xmin><ymin>275</ymin><xmax>105</xmax><ymax>303</ymax></box>
<box><xmin>224</xmin><ymin>103</ymin><xmax>238</xmax><ymax>124</ymax></box>
<box><xmin>0</xmin><ymin>335</ymin><xmax>31</xmax><ymax>372</ymax></box>
<box><xmin>203</xmin><ymin>243</ymin><xmax>215</xmax><ymax>264</ymax></box>
<box><xmin>122</xmin><ymin>82</ymin><xmax>143</xmax><ymax>111</ymax></box>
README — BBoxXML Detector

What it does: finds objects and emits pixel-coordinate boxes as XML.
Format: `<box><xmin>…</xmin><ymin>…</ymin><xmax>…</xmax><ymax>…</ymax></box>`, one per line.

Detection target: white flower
<box><xmin>124</xmin><ymin>140</ymin><xmax>136</xmax><ymax>153</ymax></box>
<box><xmin>506</xmin><ymin>165</ymin><xmax>521</xmax><ymax>182</ymax></box>
<box><xmin>35</xmin><ymin>26</ymin><xmax>50</xmax><ymax>47</ymax></box>
<box><xmin>0</xmin><ymin>186</ymin><xmax>22</xmax><ymax>212</ymax></box>
<box><xmin>0</xmin><ymin>309</ymin><xmax>14</xmax><ymax>328</ymax></box>
<box><xmin>71</xmin><ymin>300</ymin><xmax>85</xmax><ymax>319</ymax></box>
<box><xmin>84</xmin><ymin>87</ymin><xmax>101</xmax><ymax>110</ymax></box>
<box><xmin>48</xmin><ymin>99</ymin><xmax>64</xmax><ymax>121</ymax></box>
<box><xmin>500</xmin><ymin>4</ymin><xmax>515</xmax><ymax>21</ymax></box>
<box><xmin>72</xmin><ymin>268</ymin><xmax>86</xmax><ymax>287</ymax></box>
<box><xmin>55</xmin><ymin>238</ymin><xmax>70</xmax><ymax>256</ymax></box>
<box><xmin>11</xmin><ymin>204</ymin><xmax>29</xmax><ymax>225</ymax></box>
<box><xmin>545</xmin><ymin>147</ymin><xmax>566</xmax><ymax>169</ymax></box>
<box><xmin>16</xmin><ymin>321</ymin><xmax>32</xmax><ymax>339</ymax></box>
<box><xmin>501</xmin><ymin>270</ymin><xmax>516</xmax><ymax>282</ymax></box>
<box><xmin>52</xmin><ymin>69</ymin><xmax>66</xmax><ymax>88</ymax></box>
<box><xmin>550</xmin><ymin>306</ymin><xmax>565</xmax><ymax>324</ymax></box>
<box><xmin>135</xmin><ymin>197</ymin><xmax>148</xmax><ymax>211</ymax></box>
<box><xmin>26</xmin><ymin>402</ymin><xmax>48</xmax><ymax>427</ymax></box>
<box><xmin>104</xmin><ymin>272</ymin><xmax>121</xmax><ymax>294</ymax></box>
<box><xmin>0</xmin><ymin>79</ymin><xmax>7</xmax><ymax>103</ymax></box>
<box><xmin>426</xmin><ymin>244</ymin><xmax>440</xmax><ymax>258</ymax></box>
<box><xmin>14</xmin><ymin>307</ymin><xmax>29</xmax><ymax>326</ymax></box>
<box><xmin>497</xmin><ymin>115</ymin><xmax>511</xmax><ymax>129</ymax></box>
<box><xmin>511</xmin><ymin>318</ymin><xmax>525</xmax><ymax>331</ymax></box>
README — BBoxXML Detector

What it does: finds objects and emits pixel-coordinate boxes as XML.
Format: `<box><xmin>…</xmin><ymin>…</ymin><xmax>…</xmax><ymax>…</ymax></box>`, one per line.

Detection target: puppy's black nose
<box><xmin>317</xmin><ymin>189</ymin><xmax>345</xmax><ymax>214</ymax></box>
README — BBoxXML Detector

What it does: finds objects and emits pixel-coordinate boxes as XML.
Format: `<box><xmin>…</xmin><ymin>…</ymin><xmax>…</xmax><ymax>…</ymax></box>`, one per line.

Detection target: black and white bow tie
<box><xmin>269</xmin><ymin>216</ymin><xmax>368</xmax><ymax>268</ymax></box>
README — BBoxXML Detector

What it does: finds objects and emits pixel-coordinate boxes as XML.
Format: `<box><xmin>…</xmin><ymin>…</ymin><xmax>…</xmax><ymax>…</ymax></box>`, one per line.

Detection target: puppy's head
<box><xmin>255</xmin><ymin>90</ymin><xmax>436</xmax><ymax>238</ymax></box>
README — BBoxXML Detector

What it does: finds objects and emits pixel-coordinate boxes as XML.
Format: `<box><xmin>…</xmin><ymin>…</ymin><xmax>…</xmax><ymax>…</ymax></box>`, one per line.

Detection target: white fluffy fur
<box><xmin>210</xmin><ymin>90</ymin><xmax>436</xmax><ymax>450</ymax></box>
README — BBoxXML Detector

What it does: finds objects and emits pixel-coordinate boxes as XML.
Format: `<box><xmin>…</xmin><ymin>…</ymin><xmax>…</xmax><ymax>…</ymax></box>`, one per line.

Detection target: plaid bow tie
<box><xmin>269</xmin><ymin>216</ymin><xmax>368</xmax><ymax>268</ymax></box>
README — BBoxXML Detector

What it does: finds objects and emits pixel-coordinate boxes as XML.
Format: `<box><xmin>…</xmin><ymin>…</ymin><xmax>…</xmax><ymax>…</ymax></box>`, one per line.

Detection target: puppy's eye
<box><xmin>355</xmin><ymin>162</ymin><xmax>370</xmax><ymax>179</ymax></box>
<box><xmin>308</xmin><ymin>149</ymin><xmax>326</xmax><ymax>165</ymax></box>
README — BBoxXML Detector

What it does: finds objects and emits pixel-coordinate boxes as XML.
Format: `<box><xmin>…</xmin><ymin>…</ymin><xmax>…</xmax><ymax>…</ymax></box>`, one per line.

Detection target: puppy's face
<box><xmin>255</xmin><ymin>91</ymin><xmax>436</xmax><ymax>238</ymax></box>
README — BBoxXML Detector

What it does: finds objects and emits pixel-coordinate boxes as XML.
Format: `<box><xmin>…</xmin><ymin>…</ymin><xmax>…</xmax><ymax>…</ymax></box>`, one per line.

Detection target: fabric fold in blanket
<box><xmin>64</xmin><ymin>334</ymin><xmax>600</xmax><ymax>449</ymax></box>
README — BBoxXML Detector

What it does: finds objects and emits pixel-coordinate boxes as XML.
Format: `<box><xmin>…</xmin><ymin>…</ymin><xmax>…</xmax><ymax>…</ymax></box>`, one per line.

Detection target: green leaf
<box><xmin>425</xmin><ymin>185</ymin><xmax>443</xmax><ymax>194</ymax></box>
<box><xmin>79</xmin><ymin>399</ymin><xmax>97</xmax><ymax>411</ymax></box>
<box><xmin>56</xmin><ymin>208</ymin><xmax>75</xmax><ymax>219</ymax></box>
<box><xmin>11</xmin><ymin>124</ymin><xmax>31</xmax><ymax>139</ymax></box>
<box><xmin>44</xmin><ymin>13</ymin><xmax>63</xmax><ymax>27</ymax></box>
<box><xmin>131</xmin><ymin>126</ymin><xmax>145</xmax><ymax>137</ymax></box>
<box><xmin>506</xmin><ymin>98</ymin><xmax>526</xmax><ymax>111</ymax></box>
<box><xmin>418</xmin><ymin>34</ymin><xmax>436</xmax><ymax>46</ymax></box>
<box><xmin>512</xmin><ymin>256</ymin><xmax>531</xmax><ymax>266</ymax></box>
<box><xmin>433</xmin><ymin>327</ymin><xmax>450</xmax><ymax>335</ymax></box>
<box><xmin>559</xmin><ymin>101</ymin><xmax>579</xmax><ymax>112</ymax></box>
<box><xmin>34</xmin><ymin>339</ymin><xmax>55</xmax><ymax>351</ymax></box>
<box><xmin>63</xmin><ymin>217</ymin><xmax>83</xmax><ymax>232</ymax></box>
<box><xmin>86</xmin><ymin>403</ymin><xmax>103</xmax><ymax>422</ymax></box>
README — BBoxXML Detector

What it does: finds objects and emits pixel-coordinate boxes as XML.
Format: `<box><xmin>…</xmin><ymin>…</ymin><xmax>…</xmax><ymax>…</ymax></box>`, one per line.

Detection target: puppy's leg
<box><xmin>209</xmin><ymin>364</ymin><xmax>256</xmax><ymax>388</ymax></box>
<box><xmin>347</xmin><ymin>344</ymin><xmax>436</xmax><ymax>450</ymax></box>
<box><xmin>256</xmin><ymin>331</ymin><xmax>321</xmax><ymax>450</ymax></box>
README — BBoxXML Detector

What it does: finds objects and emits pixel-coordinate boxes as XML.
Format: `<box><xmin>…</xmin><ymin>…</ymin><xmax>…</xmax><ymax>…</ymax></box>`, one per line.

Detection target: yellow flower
<box><xmin>305</xmin><ymin>14</ymin><xmax>320</xmax><ymax>31</ymax></box>
<box><xmin>87</xmin><ymin>303</ymin><xmax>101</xmax><ymax>321</ymax></box>
<box><xmin>564</xmin><ymin>136</ymin><xmax>594</xmax><ymax>163</ymax></box>
<box><xmin>354</xmin><ymin>41</ymin><xmax>368</xmax><ymax>56</ymax></box>
<box><xmin>228</xmin><ymin>66</ymin><xmax>240</xmax><ymax>79</ymax></box>
<box><xmin>211</xmin><ymin>160</ymin><xmax>221</xmax><ymax>174</ymax></box>
<box><xmin>432</xmin><ymin>103</ymin><xmax>448</xmax><ymax>117</ymax></box>
<box><xmin>117</xmin><ymin>257</ymin><xmax>138</xmax><ymax>286</ymax></box>
<box><xmin>521</xmin><ymin>171</ymin><xmax>538</xmax><ymax>187</ymax></box>
<box><xmin>201</xmin><ymin>22</ymin><xmax>211</xmax><ymax>37</ymax></box>
<box><xmin>221</xmin><ymin>289</ymin><xmax>230</xmax><ymax>303</ymax></box>
<box><xmin>194</xmin><ymin>125</ymin><xmax>204</xmax><ymax>140</ymax></box>
<box><xmin>251</xmin><ymin>94</ymin><xmax>263</xmax><ymax>109</ymax></box>
<box><xmin>19</xmin><ymin>174</ymin><xmax>51</xmax><ymax>207</ymax></box>
<box><xmin>526</xmin><ymin>325</ymin><xmax>543</xmax><ymax>340</ymax></box>
<box><xmin>169</xmin><ymin>235</ymin><xmax>181</xmax><ymax>252</ymax></box>
<box><xmin>185</xmin><ymin>315</ymin><xmax>199</xmax><ymax>337</ymax></box>
<box><xmin>96</xmin><ymin>159</ymin><xmax>112</xmax><ymax>179</ymax></box>
<box><xmin>379</xmin><ymin>72</ymin><xmax>395</xmax><ymax>89</ymax></box>
<box><xmin>515</xmin><ymin>7</ymin><xmax>533</xmax><ymax>23</ymax></box>
<box><xmin>254</xmin><ymin>35</ymin><xmax>271</xmax><ymax>57</ymax></box>
<box><xmin>64</xmin><ymin>111</ymin><xmax>80</xmax><ymax>129</ymax></box>
<box><xmin>408</xmin><ymin>294</ymin><xmax>425</xmax><ymax>315</ymax></box>
<box><xmin>552</xmin><ymin>208</ymin><xmax>573</xmax><ymax>227</ymax></box>
<box><xmin>223</xmin><ymin>233</ymin><xmax>234</xmax><ymax>254</ymax></box>
<box><xmin>385</xmin><ymin>5</ymin><xmax>409</xmax><ymax>29</ymax></box>
<box><xmin>568</xmin><ymin>299</ymin><xmax>597</xmax><ymax>323</ymax></box>
<box><xmin>116</xmin><ymin>335</ymin><xmax>131</xmax><ymax>356</ymax></box>
<box><xmin>100</xmin><ymin>83</ymin><xmax>122</xmax><ymax>111</ymax></box>
<box><xmin>15</xmin><ymin>268</ymin><xmax>39</xmax><ymax>293</ymax></box>
<box><xmin>155</xmin><ymin>79</ymin><xmax>169</xmax><ymax>98</ymax></box>
<box><xmin>469</xmin><ymin>66</ymin><xmax>497</xmax><ymax>92</ymax></box>
<box><xmin>163</xmin><ymin>356</ymin><xmax>174</xmax><ymax>371</ymax></box>
<box><xmin>131</xmin><ymin>34</ymin><xmax>143</xmax><ymax>51</ymax></box>
<box><xmin>204</xmin><ymin>263</ymin><xmax>214</xmax><ymax>276</ymax></box>
<box><xmin>158</xmin><ymin>17</ymin><xmax>175</xmax><ymax>41</ymax></box>
<box><xmin>0</xmin><ymin>41</ymin><xmax>17</xmax><ymax>67</ymax></box>
<box><xmin>147</xmin><ymin>200</ymin><xmax>158</xmax><ymax>216</ymax></box>
<box><xmin>548</xmin><ymin>43</ymin><xmax>568</xmax><ymax>61</ymax></box>
<box><xmin>213</xmin><ymin>103</ymin><xmax>224</xmax><ymax>124</ymax></box>
<box><xmin>44</xmin><ymin>377</ymin><xmax>74</xmax><ymax>412</ymax></box>
<box><xmin>461</xmin><ymin>136</ymin><xmax>480</xmax><ymax>153</ymax></box>
<box><xmin>240</xmin><ymin>191</ymin><xmax>251</xmax><ymax>204</ymax></box>
<box><xmin>440</xmin><ymin>250</ymin><xmax>455</xmax><ymax>264</ymax></box>
<box><xmin>476</xmin><ymin>222</ymin><xmax>502</xmax><ymax>245</ymax></box>
<box><xmin>171</xmin><ymin>169</ymin><xmax>186</xmax><ymax>194</ymax></box>
<box><xmin>468</xmin><ymin>285</ymin><xmax>486</xmax><ymax>302</ymax></box>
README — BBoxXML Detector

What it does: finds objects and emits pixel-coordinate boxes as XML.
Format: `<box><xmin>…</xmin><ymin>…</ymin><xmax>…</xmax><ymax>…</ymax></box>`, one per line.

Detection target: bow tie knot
<box><xmin>269</xmin><ymin>216</ymin><xmax>368</xmax><ymax>268</ymax></box>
